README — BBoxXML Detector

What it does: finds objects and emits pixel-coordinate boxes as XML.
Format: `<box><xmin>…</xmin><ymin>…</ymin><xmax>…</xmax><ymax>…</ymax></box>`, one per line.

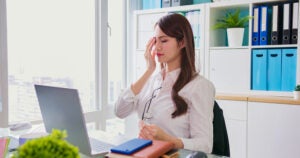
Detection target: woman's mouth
<box><xmin>156</xmin><ymin>53</ymin><xmax>163</xmax><ymax>57</ymax></box>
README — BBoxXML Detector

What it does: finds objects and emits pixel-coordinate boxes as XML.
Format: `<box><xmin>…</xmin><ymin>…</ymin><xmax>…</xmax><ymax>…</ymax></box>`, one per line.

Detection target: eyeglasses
<box><xmin>142</xmin><ymin>86</ymin><xmax>162</xmax><ymax>122</ymax></box>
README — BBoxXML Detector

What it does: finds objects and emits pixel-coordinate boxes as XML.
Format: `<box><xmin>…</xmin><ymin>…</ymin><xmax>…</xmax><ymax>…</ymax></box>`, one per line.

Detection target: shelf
<box><xmin>251</xmin><ymin>44</ymin><xmax>298</xmax><ymax>49</ymax></box>
<box><xmin>216</xmin><ymin>92</ymin><xmax>299</xmax><ymax>105</ymax></box>
<box><xmin>134</xmin><ymin>3</ymin><xmax>205</xmax><ymax>14</ymax></box>
<box><xmin>209</xmin><ymin>46</ymin><xmax>250</xmax><ymax>50</ymax></box>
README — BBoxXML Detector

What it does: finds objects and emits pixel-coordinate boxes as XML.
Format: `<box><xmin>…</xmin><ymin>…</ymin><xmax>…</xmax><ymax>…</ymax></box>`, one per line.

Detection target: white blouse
<box><xmin>114</xmin><ymin>68</ymin><xmax>215</xmax><ymax>153</ymax></box>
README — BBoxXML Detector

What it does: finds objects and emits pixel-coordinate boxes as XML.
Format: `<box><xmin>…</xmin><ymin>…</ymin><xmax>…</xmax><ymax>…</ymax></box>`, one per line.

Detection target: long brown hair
<box><xmin>157</xmin><ymin>13</ymin><xmax>197</xmax><ymax>118</ymax></box>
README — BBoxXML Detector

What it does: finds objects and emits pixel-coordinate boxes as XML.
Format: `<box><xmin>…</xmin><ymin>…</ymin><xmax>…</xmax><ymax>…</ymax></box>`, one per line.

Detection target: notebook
<box><xmin>34</xmin><ymin>84</ymin><xmax>115</xmax><ymax>156</ymax></box>
<box><xmin>106</xmin><ymin>140</ymin><xmax>174</xmax><ymax>158</ymax></box>
<box><xmin>110</xmin><ymin>138</ymin><xmax>152</xmax><ymax>155</ymax></box>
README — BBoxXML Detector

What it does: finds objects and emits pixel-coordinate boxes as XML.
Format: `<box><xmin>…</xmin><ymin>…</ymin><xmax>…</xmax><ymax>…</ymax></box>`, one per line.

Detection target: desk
<box><xmin>8</xmin><ymin>125</ymin><xmax>227</xmax><ymax>158</ymax></box>
<box><xmin>80</xmin><ymin>150</ymin><xmax>227</xmax><ymax>158</ymax></box>
<box><xmin>85</xmin><ymin>131</ymin><xmax>228</xmax><ymax>158</ymax></box>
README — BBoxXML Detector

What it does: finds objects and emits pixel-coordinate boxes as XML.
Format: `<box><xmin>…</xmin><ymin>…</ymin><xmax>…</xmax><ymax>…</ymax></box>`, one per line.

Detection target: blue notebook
<box><xmin>110</xmin><ymin>138</ymin><xmax>152</xmax><ymax>155</ymax></box>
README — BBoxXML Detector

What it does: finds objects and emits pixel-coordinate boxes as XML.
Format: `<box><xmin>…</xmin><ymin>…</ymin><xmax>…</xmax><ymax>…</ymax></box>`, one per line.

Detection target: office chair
<box><xmin>212</xmin><ymin>100</ymin><xmax>230</xmax><ymax>157</ymax></box>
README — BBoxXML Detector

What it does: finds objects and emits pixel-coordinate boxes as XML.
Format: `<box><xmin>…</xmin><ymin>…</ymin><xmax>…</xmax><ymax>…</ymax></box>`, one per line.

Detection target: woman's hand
<box><xmin>139</xmin><ymin>120</ymin><xmax>167</xmax><ymax>140</ymax></box>
<box><xmin>144</xmin><ymin>37</ymin><xmax>156</xmax><ymax>72</ymax></box>
<box><xmin>138</xmin><ymin>121</ymin><xmax>184</xmax><ymax>149</ymax></box>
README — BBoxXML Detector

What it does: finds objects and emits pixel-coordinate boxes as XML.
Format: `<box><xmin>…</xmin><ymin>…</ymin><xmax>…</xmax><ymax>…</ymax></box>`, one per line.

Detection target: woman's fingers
<box><xmin>143</xmin><ymin>37</ymin><xmax>156</xmax><ymax>71</ymax></box>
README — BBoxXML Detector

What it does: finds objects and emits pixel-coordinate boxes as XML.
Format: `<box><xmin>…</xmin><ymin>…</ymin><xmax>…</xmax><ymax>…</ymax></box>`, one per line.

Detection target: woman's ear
<box><xmin>178</xmin><ymin>40</ymin><xmax>185</xmax><ymax>49</ymax></box>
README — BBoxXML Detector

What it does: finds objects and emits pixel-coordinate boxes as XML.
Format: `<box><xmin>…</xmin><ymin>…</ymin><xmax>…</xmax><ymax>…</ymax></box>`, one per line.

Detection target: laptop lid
<box><xmin>34</xmin><ymin>84</ymin><xmax>100</xmax><ymax>156</ymax></box>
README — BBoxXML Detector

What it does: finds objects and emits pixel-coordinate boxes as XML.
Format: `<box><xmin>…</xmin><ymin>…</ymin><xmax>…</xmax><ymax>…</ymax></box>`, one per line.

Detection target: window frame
<box><xmin>0</xmin><ymin>0</ymin><xmax>9</xmax><ymax>128</ymax></box>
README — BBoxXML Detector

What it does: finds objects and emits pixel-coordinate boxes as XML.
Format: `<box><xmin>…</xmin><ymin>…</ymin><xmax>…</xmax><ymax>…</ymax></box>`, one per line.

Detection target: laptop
<box><xmin>34</xmin><ymin>84</ymin><xmax>115</xmax><ymax>156</ymax></box>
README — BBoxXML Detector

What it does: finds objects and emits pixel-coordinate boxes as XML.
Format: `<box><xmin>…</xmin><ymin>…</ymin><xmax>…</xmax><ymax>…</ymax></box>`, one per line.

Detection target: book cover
<box><xmin>0</xmin><ymin>137</ymin><xmax>10</xmax><ymax>158</ymax></box>
<box><xmin>110</xmin><ymin>138</ymin><xmax>152</xmax><ymax>155</ymax></box>
<box><xmin>106</xmin><ymin>140</ymin><xmax>174</xmax><ymax>158</ymax></box>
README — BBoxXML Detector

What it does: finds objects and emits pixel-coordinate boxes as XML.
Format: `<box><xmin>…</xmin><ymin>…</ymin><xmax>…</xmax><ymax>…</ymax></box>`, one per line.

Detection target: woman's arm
<box><xmin>131</xmin><ymin>37</ymin><xmax>156</xmax><ymax>95</ymax></box>
<box><xmin>115</xmin><ymin>37</ymin><xmax>157</xmax><ymax>118</ymax></box>
<box><xmin>181</xmin><ymin>76</ymin><xmax>215</xmax><ymax>153</ymax></box>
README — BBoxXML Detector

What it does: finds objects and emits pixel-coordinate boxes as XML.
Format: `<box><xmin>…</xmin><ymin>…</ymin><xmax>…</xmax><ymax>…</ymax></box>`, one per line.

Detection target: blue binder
<box><xmin>193</xmin><ymin>0</ymin><xmax>211</xmax><ymax>4</ymax></box>
<box><xmin>153</xmin><ymin>0</ymin><xmax>162</xmax><ymax>8</ymax></box>
<box><xmin>143</xmin><ymin>0</ymin><xmax>151</xmax><ymax>10</ymax></box>
<box><xmin>143</xmin><ymin>0</ymin><xmax>161</xmax><ymax>9</ymax></box>
<box><xmin>259</xmin><ymin>6</ymin><xmax>270</xmax><ymax>45</ymax></box>
<box><xmin>252</xmin><ymin>49</ymin><xmax>267</xmax><ymax>90</ymax></box>
<box><xmin>281</xmin><ymin>48</ymin><xmax>297</xmax><ymax>91</ymax></box>
<box><xmin>252</xmin><ymin>6</ymin><xmax>261</xmax><ymax>45</ymax></box>
<box><xmin>267</xmin><ymin>49</ymin><xmax>282</xmax><ymax>91</ymax></box>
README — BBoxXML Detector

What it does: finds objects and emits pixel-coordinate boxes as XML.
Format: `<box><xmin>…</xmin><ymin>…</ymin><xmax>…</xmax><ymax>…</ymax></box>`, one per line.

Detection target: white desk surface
<box><xmin>7</xmin><ymin>124</ymin><xmax>227</xmax><ymax>158</ymax></box>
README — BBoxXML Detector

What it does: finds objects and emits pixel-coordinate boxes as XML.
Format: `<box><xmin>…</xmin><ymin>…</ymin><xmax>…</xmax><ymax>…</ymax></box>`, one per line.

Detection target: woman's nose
<box><xmin>155</xmin><ymin>42</ymin><xmax>162</xmax><ymax>51</ymax></box>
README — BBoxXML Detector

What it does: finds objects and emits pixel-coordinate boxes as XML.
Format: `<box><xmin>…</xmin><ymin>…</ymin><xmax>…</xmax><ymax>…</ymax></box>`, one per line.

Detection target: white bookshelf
<box><xmin>131</xmin><ymin>1</ymin><xmax>300</xmax><ymax>158</ymax></box>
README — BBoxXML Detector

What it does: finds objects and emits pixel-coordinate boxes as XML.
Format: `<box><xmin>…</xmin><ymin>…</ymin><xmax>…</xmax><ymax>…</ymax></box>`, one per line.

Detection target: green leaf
<box><xmin>212</xmin><ymin>9</ymin><xmax>252</xmax><ymax>30</ymax></box>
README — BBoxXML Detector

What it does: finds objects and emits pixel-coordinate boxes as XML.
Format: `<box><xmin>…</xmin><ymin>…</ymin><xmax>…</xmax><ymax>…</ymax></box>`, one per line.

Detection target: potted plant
<box><xmin>12</xmin><ymin>129</ymin><xmax>80</xmax><ymax>158</ymax></box>
<box><xmin>294</xmin><ymin>85</ymin><xmax>300</xmax><ymax>100</ymax></box>
<box><xmin>212</xmin><ymin>9</ymin><xmax>252</xmax><ymax>47</ymax></box>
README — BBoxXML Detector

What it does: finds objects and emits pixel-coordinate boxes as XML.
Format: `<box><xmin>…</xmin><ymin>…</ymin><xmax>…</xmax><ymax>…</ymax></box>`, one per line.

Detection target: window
<box><xmin>105</xmin><ymin>0</ymin><xmax>126</xmax><ymax>135</ymax></box>
<box><xmin>7</xmin><ymin>0</ymin><xmax>96</xmax><ymax>123</ymax></box>
<box><xmin>2</xmin><ymin>0</ymin><xmax>127</xmax><ymax>134</ymax></box>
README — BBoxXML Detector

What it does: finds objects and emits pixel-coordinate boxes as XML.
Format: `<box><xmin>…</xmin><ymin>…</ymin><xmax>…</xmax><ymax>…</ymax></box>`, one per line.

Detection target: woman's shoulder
<box><xmin>192</xmin><ymin>74</ymin><xmax>213</xmax><ymax>85</ymax></box>
<box><xmin>183</xmin><ymin>74</ymin><xmax>215</xmax><ymax>92</ymax></box>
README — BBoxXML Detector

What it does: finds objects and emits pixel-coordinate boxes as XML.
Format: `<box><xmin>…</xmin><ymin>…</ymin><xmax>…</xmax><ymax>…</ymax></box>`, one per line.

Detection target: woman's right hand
<box><xmin>144</xmin><ymin>37</ymin><xmax>156</xmax><ymax>72</ymax></box>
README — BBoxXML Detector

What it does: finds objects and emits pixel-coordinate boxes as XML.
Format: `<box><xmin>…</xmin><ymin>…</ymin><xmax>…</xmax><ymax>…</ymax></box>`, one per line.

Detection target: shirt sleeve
<box><xmin>179</xmin><ymin>76</ymin><xmax>215</xmax><ymax>153</ymax></box>
<box><xmin>114</xmin><ymin>87</ymin><xmax>139</xmax><ymax>118</ymax></box>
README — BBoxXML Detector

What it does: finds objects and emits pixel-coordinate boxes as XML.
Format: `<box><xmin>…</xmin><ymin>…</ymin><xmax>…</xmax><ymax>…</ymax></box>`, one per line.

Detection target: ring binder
<box><xmin>271</xmin><ymin>4</ymin><xmax>283</xmax><ymax>45</ymax></box>
<box><xmin>282</xmin><ymin>3</ymin><xmax>292</xmax><ymax>44</ymax></box>
<box><xmin>291</xmin><ymin>2</ymin><xmax>298</xmax><ymax>44</ymax></box>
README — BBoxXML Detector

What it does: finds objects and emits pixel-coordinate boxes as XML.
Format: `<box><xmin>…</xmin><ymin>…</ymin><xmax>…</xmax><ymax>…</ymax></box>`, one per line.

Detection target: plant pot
<box><xmin>294</xmin><ymin>91</ymin><xmax>300</xmax><ymax>100</ymax></box>
<box><xmin>227</xmin><ymin>28</ymin><xmax>244</xmax><ymax>47</ymax></box>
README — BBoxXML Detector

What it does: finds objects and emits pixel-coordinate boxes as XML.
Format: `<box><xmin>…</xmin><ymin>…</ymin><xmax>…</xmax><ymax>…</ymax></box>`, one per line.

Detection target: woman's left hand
<box><xmin>138</xmin><ymin>120</ymin><xmax>184</xmax><ymax>149</ymax></box>
<box><xmin>138</xmin><ymin>121</ymin><xmax>168</xmax><ymax>140</ymax></box>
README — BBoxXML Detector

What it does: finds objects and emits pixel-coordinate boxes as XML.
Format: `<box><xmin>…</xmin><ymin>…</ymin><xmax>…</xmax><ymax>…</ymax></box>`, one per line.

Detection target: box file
<box><xmin>171</xmin><ymin>0</ymin><xmax>192</xmax><ymax>7</ymax></box>
<box><xmin>291</xmin><ymin>2</ymin><xmax>298</xmax><ymax>44</ymax></box>
<box><xmin>193</xmin><ymin>0</ymin><xmax>212</xmax><ymax>4</ymax></box>
<box><xmin>193</xmin><ymin>11</ymin><xmax>201</xmax><ymax>49</ymax></box>
<box><xmin>162</xmin><ymin>0</ymin><xmax>172</xmax><ymax>8</ymax></box>
<box><xmin>142</xmin><ymin>0</ymin><xmax>151</xmax><ymax>10</ymax></box>
<box><xmin>252</xmin><ymin>6</ymin><xmax>260</xmax><ymax>45</ymax></box>
<box><xmin>271</xmin><ymin>4</ymin><xmax>283</xmax><ymax>45</ymax></box>
<box><xmin>143</xmin><ymin>0</ymin><xmax>161</xmax><ymax>10</ymax></box>
<box><xmin>282</xmin><ymin>3</ymin><xmax>292</xmax><ymax>44</ymax></box>
<box><xmin>281</xmin><ymin>48</ymin><xmax>297</xmax><ymax>91</ymax></box>
<box><xmin>252</xmin><ymin>49</ymin><xmax>267</xmax><ymax>90</ymax></box>
<box><xmin>267</xmin><ymin>49</ymin><xmax>282</xmax><ymax>91</ymax></box>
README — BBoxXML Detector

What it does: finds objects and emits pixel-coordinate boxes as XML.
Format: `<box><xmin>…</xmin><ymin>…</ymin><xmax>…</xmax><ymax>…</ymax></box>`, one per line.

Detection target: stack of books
<box><xmin>105</xmin><ymin>138</ymin><xmax>179</xmax><ymax>158</ymax></box>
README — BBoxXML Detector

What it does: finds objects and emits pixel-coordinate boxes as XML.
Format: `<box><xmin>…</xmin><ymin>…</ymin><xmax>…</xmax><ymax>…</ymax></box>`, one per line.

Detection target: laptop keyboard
<box><xmin>8</xmin><ymin>136</ymin><xmax>19</xmax><ymax>152</ymax></box>
<box><xmin>89</xmin><ymin>137</ymin><xmax>114</xmax><ymax>152</ymax></box>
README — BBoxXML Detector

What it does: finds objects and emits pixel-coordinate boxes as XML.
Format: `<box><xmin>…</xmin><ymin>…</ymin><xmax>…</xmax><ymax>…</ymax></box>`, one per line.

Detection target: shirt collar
<box><xmin>157</xmin><ymin>68</ymin><xmax>181</xmax><ymax>88</ymax></box>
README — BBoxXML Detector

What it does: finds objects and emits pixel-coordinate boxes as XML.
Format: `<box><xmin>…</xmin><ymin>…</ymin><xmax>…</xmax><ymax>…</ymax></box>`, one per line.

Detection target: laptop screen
<box><xmin>34</xmin><ymin>84</ymin><xmax>92</xmax><ymax>155</ymax></box>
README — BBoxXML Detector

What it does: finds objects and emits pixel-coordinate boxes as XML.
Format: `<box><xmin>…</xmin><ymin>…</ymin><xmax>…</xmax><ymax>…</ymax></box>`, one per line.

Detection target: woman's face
<box><xmin>153</xmin><ymin>26</ymin><xmax>183</xmax><ymax>70</ymax></box>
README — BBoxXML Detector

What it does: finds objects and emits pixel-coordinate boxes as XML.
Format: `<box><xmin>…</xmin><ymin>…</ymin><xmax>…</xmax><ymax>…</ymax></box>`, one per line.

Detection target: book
<box><xmin>110</xmin><ymin>138</ymin><xmax>152</xmax><ymax>155</ymax></box>
<box><xmin>106</xmin><ymin>140</ymin><xmax>175</xmax><ymax>158</ymax></box>
<box><xmin>161</xmin><ymin>149</ymin><xmax>179</xmax><ymax>158</ymax></box>
<box><xmin>0</xmin><ymin>137</ymin><xmax>10</xmax><ymax>158</ymax></box>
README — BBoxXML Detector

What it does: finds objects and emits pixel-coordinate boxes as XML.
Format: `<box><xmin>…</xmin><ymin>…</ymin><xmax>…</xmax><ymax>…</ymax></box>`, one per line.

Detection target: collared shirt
<box><xmin>114</xmin><ymin>68</ymin><xmax>215</xmax><ymax>153</ymax></box>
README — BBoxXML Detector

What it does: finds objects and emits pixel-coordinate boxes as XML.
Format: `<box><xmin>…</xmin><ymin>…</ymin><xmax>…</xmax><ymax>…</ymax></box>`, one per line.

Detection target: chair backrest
<box><xmin>212</xmin><ymin>100</ymin><xmax>230</xmax><ymax>157</ymax></box>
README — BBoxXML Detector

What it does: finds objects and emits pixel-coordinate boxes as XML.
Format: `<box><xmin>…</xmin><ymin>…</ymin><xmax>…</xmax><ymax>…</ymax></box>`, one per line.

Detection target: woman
<box><xmin>114</xmin><ymin>13</ymin><xmax>215</xmax><ymax>153</ymax></box>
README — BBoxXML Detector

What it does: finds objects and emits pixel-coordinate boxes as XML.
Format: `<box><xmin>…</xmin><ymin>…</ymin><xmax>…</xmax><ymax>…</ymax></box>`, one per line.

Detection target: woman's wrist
<box><xmin>172</xmin><ymin>137</ymin><xmax>184</xmax><ymax>149</ymax></box>
<box><xmin>165</xmin><ymin>134</ymin><xmax>183</xmax><ymax>149</ymax></box>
